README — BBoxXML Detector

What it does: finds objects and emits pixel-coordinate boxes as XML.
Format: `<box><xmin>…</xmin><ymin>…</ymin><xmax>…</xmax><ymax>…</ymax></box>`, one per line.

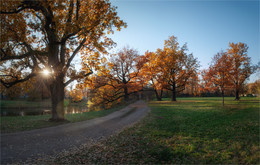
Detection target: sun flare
<box><xmin>43</xmin><ymin>69</ymin><xmax>50</xmax><ymax>76</ymax></box>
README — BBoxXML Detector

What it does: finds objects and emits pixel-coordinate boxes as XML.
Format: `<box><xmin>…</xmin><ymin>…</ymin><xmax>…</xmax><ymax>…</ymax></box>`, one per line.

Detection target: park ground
<box><xmin>1</xmin><ymin>97</ymin><xmax>259</xmax><ymax>164</ymax></box>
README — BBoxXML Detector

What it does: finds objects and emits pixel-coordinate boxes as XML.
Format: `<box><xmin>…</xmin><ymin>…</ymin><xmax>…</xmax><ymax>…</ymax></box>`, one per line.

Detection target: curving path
<box><xmin>0</xmin><ymin>100</ymin><xmax>149</xmax><ymax>164</ymax></box>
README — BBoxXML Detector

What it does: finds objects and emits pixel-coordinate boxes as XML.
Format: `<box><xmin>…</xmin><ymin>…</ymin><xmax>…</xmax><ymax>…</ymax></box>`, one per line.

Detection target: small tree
<box><xmin>204</xmin><ymin>51</ymin><xmax>232</xmax><ymax>106</ymax></box>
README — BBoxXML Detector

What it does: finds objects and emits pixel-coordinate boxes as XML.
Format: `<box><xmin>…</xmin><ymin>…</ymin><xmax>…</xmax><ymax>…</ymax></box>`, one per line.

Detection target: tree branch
<box><xmin>0</xmin><ymin>1</ymin><xmax>42</xmax><ymax>14</ymax></box>
<box><xmin>64</xmin><ymin>70</ymin><xmax>92</xmax><ymax>87</ymax></box>
<box><xmin>0</xmin><ymin>73</ymin><xmax>36</xmax><ymax>88</ymax></box>
<box><xmin>1</xmin><ymin>51</ymin><xmax>32</xmax><ymax>61</ymax></box>
<box><xmin>66</xmin><ymin>38</ymin><xmax>86</xmax><ymax>68</ymax></box>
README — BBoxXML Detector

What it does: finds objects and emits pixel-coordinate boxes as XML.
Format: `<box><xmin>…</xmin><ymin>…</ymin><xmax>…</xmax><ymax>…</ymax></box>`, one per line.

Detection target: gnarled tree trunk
<box><xmin>154</xmin><ymin>88</ymin><xmax>163</xmax><ymax>101</ymax></box>
<box><xmin>49</xmin><ymin>73</ymin><xmax>65</xmax><ymax>121</ymax></box>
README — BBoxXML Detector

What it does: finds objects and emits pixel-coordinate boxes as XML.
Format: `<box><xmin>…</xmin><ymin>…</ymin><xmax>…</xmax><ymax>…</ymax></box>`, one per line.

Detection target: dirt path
<box><xmin>0</xmin><ymin>101</ymin><xmax>149</xmax><ymax>164</ymax></box>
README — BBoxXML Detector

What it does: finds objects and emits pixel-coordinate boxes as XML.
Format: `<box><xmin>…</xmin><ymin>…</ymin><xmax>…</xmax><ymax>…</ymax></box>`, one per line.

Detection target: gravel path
<box><xmin>0</xmin><ymin>101</ymin><xmax>149</xmax><ymax>164</ymax></box>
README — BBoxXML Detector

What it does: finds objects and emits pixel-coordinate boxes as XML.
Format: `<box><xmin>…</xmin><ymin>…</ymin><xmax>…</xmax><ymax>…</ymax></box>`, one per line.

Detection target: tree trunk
<box><xmin>49</xmin><ymin>74</ymin><xmax>65</xmax><ymax>121</ymax></box>
<box><xmin>171</xmin><ymin>84</ymin><xmax>176</xmax><ymax>101</ymax></box>
<box><xmin>235</xmin><ymin>89</ymin><xmax>240</xmax><ymax>100</ymax></box>
<box><xmin>124</xmin><ymin>85</ymin><xmax>129</xmax><ymax>102</ymax></box>
<box><xmin>160</xmin><ymin>88</ymin><xmax>163</xmax><ymax>99</ymax></box>
<box><xmin>41</xmin><ymin>84</ymin><xmax>44</xmax><ymax>100</ymax></box>
<box><xmin>154</xmin><ymin>89</ymin><xmax>162</xmax><ymax>101</ymax></box>
<box><xmin>222</xmin><ymin>89</ymin><xmax>224</xmax><ymax>106</ymax></box>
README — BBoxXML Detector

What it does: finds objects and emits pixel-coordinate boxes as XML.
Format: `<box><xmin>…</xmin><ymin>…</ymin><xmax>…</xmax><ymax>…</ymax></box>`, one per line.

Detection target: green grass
<box><xmin>53</xmin><ymin>97</ymin><xmax>260</xmax><ymax>164</ymax></box>
<box><xmin>0</xmin><ymin>99</ymin><xmax>51</xmax><ymax>108</ymax></box>
<box><xmin>0</xmin><ymin>105</ymin><xmax>123</xmax><ymax>133</ymax></box>
<box><xmin>0</xmin><ymin>99</ymin><xmax>84</xmax><ymax>108</ymax></box>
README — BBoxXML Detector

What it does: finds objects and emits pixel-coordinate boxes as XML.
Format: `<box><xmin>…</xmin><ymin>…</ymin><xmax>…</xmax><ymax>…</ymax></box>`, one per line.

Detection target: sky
<box><xmin>108</xmin><ymin>0</ymin><xmax>259</xmax><ymax>82</ymax></box>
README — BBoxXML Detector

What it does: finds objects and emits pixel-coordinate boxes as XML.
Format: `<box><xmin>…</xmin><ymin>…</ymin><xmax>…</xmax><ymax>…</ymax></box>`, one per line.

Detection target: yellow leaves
<box><xmin>107</xmin><ymin>62</ymin><xmax>114</xmax><ymax>69</ymax></box>
<box><xmin>70</xmin><ymin>88</ymin><xmax>84</xmax><ymax>102</ymax></box>
<box><xmin>101</xmin><ymin>57</ymin><xmax>107</xmax><ymax>63</ymax></box>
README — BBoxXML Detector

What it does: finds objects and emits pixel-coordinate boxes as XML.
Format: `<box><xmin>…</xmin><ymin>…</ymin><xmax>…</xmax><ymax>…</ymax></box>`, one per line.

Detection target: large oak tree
<box><xmin>0</xmin><ymin>0</ymin><xmax>126</xmax><ymax>121</ymax></box>
<box><xmin>158</xmin><ymin>35</ymin><xmax>199</xmax><ymax>101</ymax></box>
<box><xmin>86</xmin><ymin>47</ymin><xmax>146</xmax><ymax>108</ymax></box>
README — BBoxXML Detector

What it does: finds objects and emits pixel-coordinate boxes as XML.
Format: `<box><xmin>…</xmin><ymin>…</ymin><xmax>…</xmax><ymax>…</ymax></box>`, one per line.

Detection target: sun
<box><xmin>43</xmin><ymin>69</ymin><xmax>50</xmax><ymax>76</ymax></box>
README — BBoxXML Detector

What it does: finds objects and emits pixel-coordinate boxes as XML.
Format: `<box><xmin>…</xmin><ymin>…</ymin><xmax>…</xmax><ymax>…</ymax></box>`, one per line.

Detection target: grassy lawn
<box><xmin>0</xmin><ymin>99</ymin><xmax>51</xmax><ymax>108</ymax></box>
<box><xmin>0</xmin><ymin>99</ymin><xmax>84</xmax><ymax>108</ymax></box>
<box><xmin>0</xmin><ymin>105</ymin><xmax>123</xmax><ymax>133</ymax></box>
<box><xmin>53</xmin><ymin>97</ymin><xmax>259</xmax><ymax>164</ymax></box>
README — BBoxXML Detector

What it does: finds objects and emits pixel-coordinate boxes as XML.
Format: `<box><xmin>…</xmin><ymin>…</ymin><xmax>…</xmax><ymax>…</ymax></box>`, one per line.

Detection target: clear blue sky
<box><xmin>109</xmin><ymin>0</ymin><xmax>259</xmax><ymax>82</ymax></box>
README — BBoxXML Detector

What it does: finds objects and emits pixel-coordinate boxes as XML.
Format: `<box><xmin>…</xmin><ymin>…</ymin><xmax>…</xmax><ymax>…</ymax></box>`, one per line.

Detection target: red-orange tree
<box><xmin>109</xmin><ymin>47</ymin><xmax>146</xmax><ymax>102</ymax></box>
<box><xmin>227</xmin><ymin>42</ymin><xmax>252</xmax><ymax>100</ymax></box>
<box><xmin>158</xmin><ymin>36</ymin><xmax>199</xmax><ymax>101</ymax></box>
<box><xmin>0</xmin><ymin>0</ymin><xmax>126</xmax><ymax>121</ymax></box>
<box><xmin>86</xmin><ymin>47</ymin><xmax>146</xmax><ymax>106</ymax></box>
<box><xmin>142</xmin><ymin>51</ymin><xmax>165</xmax><ymax>101</ymax></box>
<box><xmin>203</xmin><ymin>51</ymin><xmax>232</xmax><ymax>106</ymax></box>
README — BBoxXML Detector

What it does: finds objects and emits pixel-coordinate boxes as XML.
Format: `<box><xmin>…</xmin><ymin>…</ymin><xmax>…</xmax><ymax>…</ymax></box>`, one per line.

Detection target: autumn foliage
<box><xmin>202</xmin><ymin>42</ymin><xmax>253</xmax><ymax>101</ymax></box>
<box><xmin>84</xmin><ymin>47</ymin><xmax>146</xmax><ymax>108</ymax></box>
<box><xmin>227</xmin><ymin>42</ymin><xmax>252</xmax><ymax>100</ymax></box>
<box><xmin>0</xmin><ymin>0</ymin><xmax>256</xmax><ymax>115</ymax></box>
<box><xmin>143</xmin><ymin>36</ymin><xmax>199</xmax><ymax>101</ymax></box>
<box><xmin>0</xmin><ymin>0</ymin><xmax>126</xmax><ymax>120</ymax></box>
<box><xmin>202</xmin><ymin>51</ymin><xmax>232</xmax><ymax>105</ymax></box>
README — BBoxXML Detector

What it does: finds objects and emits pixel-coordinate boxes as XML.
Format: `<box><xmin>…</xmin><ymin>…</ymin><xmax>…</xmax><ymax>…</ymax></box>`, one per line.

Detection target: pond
<box><xmin>0</xmin><ymin>106</ymin><xmax>89</xmax><ymax>116</ymax></box>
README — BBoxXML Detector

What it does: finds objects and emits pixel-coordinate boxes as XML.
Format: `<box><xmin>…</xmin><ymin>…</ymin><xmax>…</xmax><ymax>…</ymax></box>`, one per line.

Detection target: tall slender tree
<box><xmin>203</xmin><ymin>51</ymin><xmax>232</xmax><ymax>106</ymax></box>
<box><xmin>227</xmin><ymin>42</ymin><xmax>252</xmax><ymax>100</ymax></box>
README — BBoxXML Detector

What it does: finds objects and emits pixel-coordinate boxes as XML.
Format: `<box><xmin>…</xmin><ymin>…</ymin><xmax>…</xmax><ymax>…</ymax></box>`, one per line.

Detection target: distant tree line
<box><xmin>1</xmin><ymin>35</ymin><xmax>258</xmax><ymax>109</ymax></box>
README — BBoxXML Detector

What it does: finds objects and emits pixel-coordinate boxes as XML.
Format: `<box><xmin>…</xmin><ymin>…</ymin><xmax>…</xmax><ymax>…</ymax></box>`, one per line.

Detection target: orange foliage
<box><xmin>202</xmin><ymin>51</ymin><xmax>233</xmax><ymax>105</ymax></box>
<box><xmin>227</xmin><ymin>42</ymin><xmax>253</xmax><ymax>100</ymax></box>
<box><xmin>157</xmin><ymin>35</ymin><xmax>199</xmax><ymax>101</ymax></box>
<box><xmin>84</xmin><ymin>47</ymin><xmax>146</xmax><ymax>107</ymax></box>
<box><xmin>1</xmin><ymin>0</ymin><xmax>126</xmax><ymax>120</ymax></box>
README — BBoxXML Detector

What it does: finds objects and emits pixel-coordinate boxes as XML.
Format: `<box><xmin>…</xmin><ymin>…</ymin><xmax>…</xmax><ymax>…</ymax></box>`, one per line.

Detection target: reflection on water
<box><xmin>0</xmin><ymin>106</ymin><xmax>89</xmax><ymax>116</ymax></box>
<box><xmin>65</xmin><ymin>106</ymin><xmax>90</xmax><ymax>114</ymax></box>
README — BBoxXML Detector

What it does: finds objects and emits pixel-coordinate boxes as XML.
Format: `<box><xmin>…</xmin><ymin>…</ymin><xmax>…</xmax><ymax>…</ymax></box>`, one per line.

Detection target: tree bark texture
<box><xmin>49</xmin><ymin>74</ymin><xmax>65</xmax><ymax>121</ymax></box>
<box><xmin>154</xmin><ymin>89</ymin><xmax>162</xmax><ymax>101</ymax></box>
<box><xmin>171</xmin><ymin>84</ymin><xmax>177</xmax><ymax>101</ymax></box>
<box><xmin>235</xmin><ymin>89</ymin><xmax>240</xmax><ymax>100</ymax></box>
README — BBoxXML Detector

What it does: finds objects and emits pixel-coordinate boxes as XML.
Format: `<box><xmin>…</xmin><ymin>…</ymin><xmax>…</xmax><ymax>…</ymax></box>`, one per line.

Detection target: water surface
<box><xmin>0</xmin><ymin>106</ymin><xmax>89</xmax><ymax>116</ymax></box>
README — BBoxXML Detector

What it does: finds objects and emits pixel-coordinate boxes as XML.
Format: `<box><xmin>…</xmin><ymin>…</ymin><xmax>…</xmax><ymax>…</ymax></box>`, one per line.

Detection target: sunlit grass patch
<box><xmin>53</xmin><ymin>97</ymin><xmax>259</xmax><ymax>164</ymax></box>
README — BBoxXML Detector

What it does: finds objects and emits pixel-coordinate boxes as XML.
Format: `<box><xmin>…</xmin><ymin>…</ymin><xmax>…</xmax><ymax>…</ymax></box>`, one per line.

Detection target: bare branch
<box><xmin>1</xmin><ymin>51</ymin><xmax>32</xmax><ymax>61</ymax></box>
<box><xmin>66</xmin><ymin>38</ymin><xmax>86</xmax><ymax>68</ymax></box>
